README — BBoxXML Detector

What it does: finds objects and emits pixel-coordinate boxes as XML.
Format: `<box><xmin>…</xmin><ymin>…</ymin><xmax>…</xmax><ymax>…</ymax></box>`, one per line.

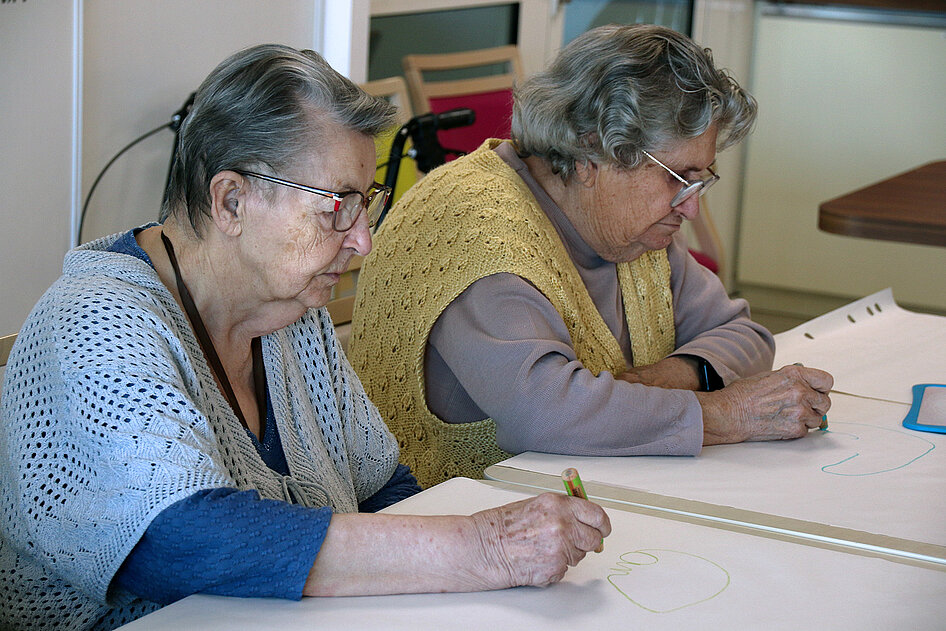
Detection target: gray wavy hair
<box><xmin>162</xmin><ymin>44</ymin><xmax>397</xmax><ymax>233</ymax></box>
<box><xmin>512</xmin><ymin>24</ymin><xmax>757</xmax><ymax>179</ymax></box>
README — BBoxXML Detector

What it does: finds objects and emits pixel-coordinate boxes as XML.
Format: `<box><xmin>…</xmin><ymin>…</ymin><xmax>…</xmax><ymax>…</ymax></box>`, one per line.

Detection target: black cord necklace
<box><xmin>160</xmin><ymin>231</ymin><xmax>267</xmax><ymax>437</ymax></box>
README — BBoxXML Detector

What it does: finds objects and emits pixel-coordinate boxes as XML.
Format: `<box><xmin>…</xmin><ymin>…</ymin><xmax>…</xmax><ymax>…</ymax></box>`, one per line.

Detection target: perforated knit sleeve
<box><xmin>114</xmin><ymin>488</ymin><xmax>331</xmax><ymax>604</ymax></box>
<box><xmin>0</xmin><ymin>269</ymin><xmax>235</xmax><ymax>607</ymax></box>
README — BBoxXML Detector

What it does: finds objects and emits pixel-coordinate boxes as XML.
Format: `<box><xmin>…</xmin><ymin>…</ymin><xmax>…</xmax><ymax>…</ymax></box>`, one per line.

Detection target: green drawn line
<box><xmin>607</xmin><ymin>549</ymin><xmax>731</xmax><ymax>613</ymax></box>
<box><xmin>820</xmin><ymin>422</ymin><xmax>935</xmax><ymax>476</ymax></box>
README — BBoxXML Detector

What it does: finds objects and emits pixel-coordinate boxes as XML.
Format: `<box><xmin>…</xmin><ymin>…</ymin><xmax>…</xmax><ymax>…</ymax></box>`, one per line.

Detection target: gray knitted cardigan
<box><xmin>0</xmin><ymin>232</ymin><xmax>399</xmax><ymax>630</ymax></box>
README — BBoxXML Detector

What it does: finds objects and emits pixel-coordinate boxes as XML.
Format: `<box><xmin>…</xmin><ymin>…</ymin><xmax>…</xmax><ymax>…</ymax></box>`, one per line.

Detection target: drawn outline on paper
<box><xmin>820</xmin><ymin>422</ymin><xmax>935</xmax><ymax>476</ymax></box>
<box><xmin>607</xmin><ymin>549</ymin><xmax>730</xmax><ymax>613</ymax></box>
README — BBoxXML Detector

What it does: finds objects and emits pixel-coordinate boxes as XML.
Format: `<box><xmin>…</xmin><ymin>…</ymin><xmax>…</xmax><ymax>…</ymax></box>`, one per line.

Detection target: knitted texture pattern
<box><xmin>349</xmin><ymin>140</ymin><xmax>674</xmax><ymax>488</ymax></box>
<box><xmin>0</xmin><ymin>232</ymin><xmax>399</xmax><ymax>630</ymax></box>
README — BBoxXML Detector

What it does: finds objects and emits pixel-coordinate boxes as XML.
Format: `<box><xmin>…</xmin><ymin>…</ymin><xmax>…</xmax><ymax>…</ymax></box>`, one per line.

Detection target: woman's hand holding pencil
<box><xmin>696</xmin><ymin>363</ymin><xmax>833</xmax><ymax>444</ymax></box>
<box><xmin>562</xmin><ymin>468</ymin><xmax>604</xmax><ymax>552</ymax></box>
<box><xmin>468</xmin><ymin>490</ymin><xmax>611</xmax><ymax>588</ymax></box>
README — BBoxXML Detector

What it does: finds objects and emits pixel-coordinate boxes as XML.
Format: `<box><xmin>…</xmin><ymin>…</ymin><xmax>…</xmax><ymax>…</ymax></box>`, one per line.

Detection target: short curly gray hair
<box><xmin>512</xmin><ymin>24</ymin><xmax>757</xmax><ymax>180</ymax></box>
<box><xmin>162</xmin><ymin>44</ymin><xmax>397</xmax><ymax>233</ymax></box>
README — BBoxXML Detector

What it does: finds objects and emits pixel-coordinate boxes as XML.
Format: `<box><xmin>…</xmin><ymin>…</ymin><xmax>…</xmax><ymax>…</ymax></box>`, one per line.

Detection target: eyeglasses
<box><xmin>235</xmin><ymin>170</ymin><xmax>391</xmax><ymax>232</ymax></box>
<box><xmin>642</xmin><ymin>150</ymin><xmax>719</xmax><ymax>208</ymax></box>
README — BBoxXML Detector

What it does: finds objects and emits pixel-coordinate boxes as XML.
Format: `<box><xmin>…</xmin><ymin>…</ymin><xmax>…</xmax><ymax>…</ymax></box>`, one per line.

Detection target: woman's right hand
<box><xmin>303</xmin><ymin>492</ymin><xmax>609</xmax><ymax>597</ymax></box>
<box><xmin>468</xmin><ymin>492</ymin><xmax>611</xmax><ymax>589</ymax></box>
<box><xmin>697</xmin><ymin>364</ymin><xmax>833</xmax><ymax>444</ymax></box>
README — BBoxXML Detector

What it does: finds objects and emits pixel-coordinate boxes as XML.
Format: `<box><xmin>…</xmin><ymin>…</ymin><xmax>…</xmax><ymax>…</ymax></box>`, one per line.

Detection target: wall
<box><xmin>0</xmin><ymin>1</ymin><xmax>80</xmax><ymax>336</ymax></box>
<box><xmin>0</xmin><ymin>0</ymin><xmax>337</xmax><ymax>337</ymax></box>
<box><xmin>80</xmin><ymin>0</ymin><xmax>321</xmax><ymax>243</ymax></box>
<box><xmin>737</xmin><ymin>4</ymin><xmax>946</xmax><ymax>313</ymax></box>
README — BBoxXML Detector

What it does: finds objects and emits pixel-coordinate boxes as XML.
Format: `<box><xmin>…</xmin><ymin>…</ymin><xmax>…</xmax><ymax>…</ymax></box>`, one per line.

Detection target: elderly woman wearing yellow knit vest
<box><xmin>349</xmin><ymin>24</ymin><xmax>833</xmax><ymax>488</ymax></box>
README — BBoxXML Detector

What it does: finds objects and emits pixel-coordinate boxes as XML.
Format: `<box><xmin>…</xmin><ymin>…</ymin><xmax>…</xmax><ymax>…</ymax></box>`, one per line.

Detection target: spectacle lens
<box><xmin>669</xmin><ymin>172</ymin><xmax>718</xmax><ymax>208</ymax></box>
<box><xmin>642</xmin><ymin>151</ymin><xmax>719</xmax><ymax>210</ymax></box>
<box><xmin>670</xmin><ymin>182</ymin><xmax>703</xmax><ymax>208</ymax></box>
<box><xmin>332</xmin><ymin>185</ymin><xmax>391</xmax><ymax>231</ymax></box>
<box><xmin>333</xmin><ymin>194</ymin><xmax>364</xmax><ymax>231</ymax></box>
<box><xmin>365</xmin><ymin>188</ymin><xmax>390</xmax><ymax>227</ymax></box>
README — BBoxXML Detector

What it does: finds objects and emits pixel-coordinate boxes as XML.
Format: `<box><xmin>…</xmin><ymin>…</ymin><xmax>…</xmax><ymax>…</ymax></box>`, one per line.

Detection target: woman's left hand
<box><xmin>617</xmin><ymin>356</ymin><xmax>701</xmax><ymax>390</ymax></box>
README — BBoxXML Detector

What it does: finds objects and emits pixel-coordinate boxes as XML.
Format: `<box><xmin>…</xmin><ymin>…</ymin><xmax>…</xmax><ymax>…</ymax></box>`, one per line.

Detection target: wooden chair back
<box><xmin>0</xmin><ymin>333</ymin><xmax>16</xmax><ymax>368</ymax></box>
<box><xmin>361</xmin><ymin>76</ymin><xmax>421</xmax><ymax>202</ymax></box>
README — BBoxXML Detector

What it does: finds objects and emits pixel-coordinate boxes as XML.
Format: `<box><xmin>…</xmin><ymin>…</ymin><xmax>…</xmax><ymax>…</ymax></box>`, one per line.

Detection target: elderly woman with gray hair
<box><xmin>0</xmin><ymin>45</ymin><xmax>609</xmax><ymax>630</ymax></box>
<box><xmin>349</xmin><ymin>24</ymin><xmax>833</xmax><ymax>489</ymax></box>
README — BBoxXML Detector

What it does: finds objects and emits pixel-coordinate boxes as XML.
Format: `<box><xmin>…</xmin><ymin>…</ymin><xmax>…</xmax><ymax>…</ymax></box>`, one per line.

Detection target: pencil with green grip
<box><xmin>561</xmin><ymin>468</ymin><xmax>604</xmax><ymax>553</ymax></box>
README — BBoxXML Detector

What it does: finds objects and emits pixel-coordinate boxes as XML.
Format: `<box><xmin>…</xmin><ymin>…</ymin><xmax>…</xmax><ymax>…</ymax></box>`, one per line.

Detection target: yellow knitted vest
<box><xmin>349</xmin><ymin>140</ymin><xmax>675</xmax><ymax>488</ymax></box>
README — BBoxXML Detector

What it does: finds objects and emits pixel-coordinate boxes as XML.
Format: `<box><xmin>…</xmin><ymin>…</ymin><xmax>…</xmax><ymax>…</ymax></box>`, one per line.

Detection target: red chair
<box><xmin>402</xmin><ymin>45</ymin><xmax>524</xmax><ymax>157</ymax></box>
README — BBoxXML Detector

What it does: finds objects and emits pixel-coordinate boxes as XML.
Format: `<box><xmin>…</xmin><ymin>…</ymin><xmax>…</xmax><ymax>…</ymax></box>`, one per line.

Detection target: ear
<box><xmin>208</xmin><ymin>171</ymin><xmax>245</xmax><ymax>237</ymax></box>
<box><xmin>574</xmin><ymin>160</ymin><xmax>599</xmax><ymax>188</ymax></box>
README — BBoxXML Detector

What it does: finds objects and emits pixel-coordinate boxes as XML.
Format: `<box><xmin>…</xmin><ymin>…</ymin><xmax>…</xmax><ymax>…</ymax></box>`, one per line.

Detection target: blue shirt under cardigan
<box><xmin>108</xmin><ymin>227</ymin><xmax>420</xmax><ymax>604</ymax></box>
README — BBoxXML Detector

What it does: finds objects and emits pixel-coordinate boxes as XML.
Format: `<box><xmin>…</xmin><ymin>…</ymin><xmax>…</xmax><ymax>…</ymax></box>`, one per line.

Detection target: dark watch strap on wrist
<box><xmin>696</xmin><ymin>356</ymin><xmax>724</xmax><ymax>392</ymax></box>
<box><xmin>691</xmin><ymin>355</ymin><xmax>723</xmax><ymax>392</ymax></box>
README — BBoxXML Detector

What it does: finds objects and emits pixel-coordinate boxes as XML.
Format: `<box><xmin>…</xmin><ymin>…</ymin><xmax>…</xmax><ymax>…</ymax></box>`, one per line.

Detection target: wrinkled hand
<box><xmin>468</xmin><ymin>493</ymin><xmax>611</xmax><ymax>589</ymax></box>
<box><xmin>697</xmin><ymin>364</ymin><xmax>833</xmax><ymax>444</ymax></box>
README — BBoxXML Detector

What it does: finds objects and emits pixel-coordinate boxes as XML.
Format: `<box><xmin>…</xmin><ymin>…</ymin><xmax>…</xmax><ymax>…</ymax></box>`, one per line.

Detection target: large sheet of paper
<box><xmin>119</xmin><ymin>478</ymin><xmax>944</xmax><ymax>630</ymax></box>
<box><xmin>495</xmin><ymin>393</ymin><xmax>946</xmax><ymax>551</ymax></box>
<box><xmin>773</xmin><ymin>288</ymin><xmax>946</xmax><ymax>404</ymax></box>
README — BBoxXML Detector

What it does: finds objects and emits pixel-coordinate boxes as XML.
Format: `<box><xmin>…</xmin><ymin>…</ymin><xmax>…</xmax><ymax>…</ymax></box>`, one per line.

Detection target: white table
<box><xmin>487</xmin><ymin>393</ymin><xmax>946</xmax><ymax>565</ymax></box>
<box><xmin>119</xmin><ymin>477</ymin><xmax>946</xmax><ymax>630</ymax></box>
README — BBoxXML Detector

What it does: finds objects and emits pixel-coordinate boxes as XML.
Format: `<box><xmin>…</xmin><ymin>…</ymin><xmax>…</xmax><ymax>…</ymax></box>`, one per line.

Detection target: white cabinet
<box><xmin>737</xmin><ymin>4</ymin><xmax>946</xmax><ymax>312</ymax></box>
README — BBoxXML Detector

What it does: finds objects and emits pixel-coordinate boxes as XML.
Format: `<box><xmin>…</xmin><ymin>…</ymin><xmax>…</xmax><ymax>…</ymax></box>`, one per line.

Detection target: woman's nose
<box><xmin>675</xmin><ymin>194</ymin><xmax>702</xmax><ymax>220</ymax></box>
<box><xmin>343</xmin><ymin>212</ymin><xmax>373</xmax><ymax>257</ymax></box>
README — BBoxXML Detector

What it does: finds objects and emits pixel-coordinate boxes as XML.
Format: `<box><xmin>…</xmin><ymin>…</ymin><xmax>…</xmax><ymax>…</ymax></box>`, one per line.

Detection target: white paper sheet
<box><xmin>495</xmin><ymin>393</ymin><xmax>946</xmax><ymax>550</ymax></box>
<box><xmin>773</xmin><ymin>288</ymin><xmax>946</xmax><ymax>404</ymax></box>
<box><xmin>119</xmin><ymin>478</ymin><xmax>945</xmax><ymax>630</ymax></box>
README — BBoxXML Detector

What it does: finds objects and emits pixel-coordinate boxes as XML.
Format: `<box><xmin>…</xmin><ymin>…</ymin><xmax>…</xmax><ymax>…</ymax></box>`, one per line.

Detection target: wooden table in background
<box><xmin>818</xmin><ymin>160</ymin><xmax>946</xmax><ymax>247</ymax></box>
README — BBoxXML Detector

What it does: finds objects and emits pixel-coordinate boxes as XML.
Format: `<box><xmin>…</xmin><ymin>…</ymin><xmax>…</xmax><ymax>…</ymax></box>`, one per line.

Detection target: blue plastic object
<box><xmin>902</xmin><ymin>384</ymin><xmax>946</xmax><ymax>434</ymax></box>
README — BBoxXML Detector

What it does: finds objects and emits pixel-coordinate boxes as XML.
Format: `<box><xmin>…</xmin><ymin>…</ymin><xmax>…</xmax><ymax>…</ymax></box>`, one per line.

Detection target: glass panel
<box><xmin>563</xmin><ymin>0</ymin><xmax>693</xmax><ymax>45</ymax></box>
<box><xmin>368</xmin><ymin>5</ymin><xmax>519</xmax><ymax>82</ymax></box>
